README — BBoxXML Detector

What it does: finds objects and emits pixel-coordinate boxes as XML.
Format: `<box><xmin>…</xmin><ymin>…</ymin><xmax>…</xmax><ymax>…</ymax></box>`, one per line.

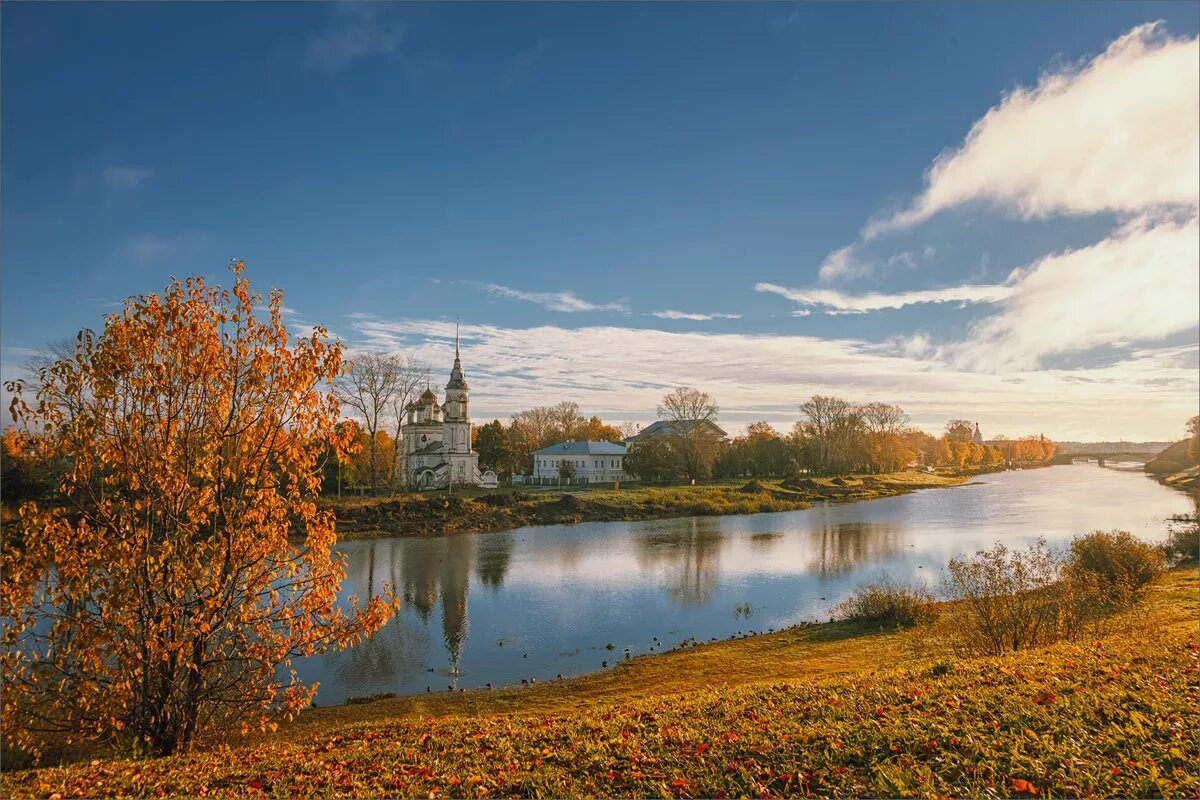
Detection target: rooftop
<box><xmin>532</xmin><ymin>441</ymin><xmax>627</xmax><ymax>456</ymax></box>
<box><xmin>624</xmin><ymin>419</ymin><xmax>729</xmax><ymax>442</ymax></box>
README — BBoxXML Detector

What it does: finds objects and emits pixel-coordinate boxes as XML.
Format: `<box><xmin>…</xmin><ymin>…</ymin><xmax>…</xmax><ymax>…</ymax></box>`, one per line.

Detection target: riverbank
<box><xmin>1143</xmin><ymin>439</ymin><xmax>1199</xmax><ymax>492</ymax></box>
<box><xmin>7</xmin><ymin>565</ymin><xmax>1196</xmax><ymax>798</ymax></box>
<box><xmin>327</xmin><ymin>470</ymin><xmax>969</xmax><ymax>539</ymax></box>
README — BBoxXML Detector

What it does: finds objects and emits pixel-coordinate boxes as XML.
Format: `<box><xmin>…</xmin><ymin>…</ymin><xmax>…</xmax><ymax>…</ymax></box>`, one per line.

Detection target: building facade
<box><xmin>532</xmin><ymin>441</ymin><xmax>627</xmax><ymax>484</ymax></box>
<box><xmin>400</xmin><ymin>334</ymin><xmax>498</xmax><ymax>490</ymax></box>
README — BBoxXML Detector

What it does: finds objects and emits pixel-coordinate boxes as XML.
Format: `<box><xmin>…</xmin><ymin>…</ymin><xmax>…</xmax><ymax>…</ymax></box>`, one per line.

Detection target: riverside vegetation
<box><xmin>326</xmin><ymin>472</ymin><xmax>968</xmax><ymax>538</ymax></box>
<box><xmin>5</xmin><ymin>530</ymin><xmax>1196</xmax><ymax>799</ymax></box>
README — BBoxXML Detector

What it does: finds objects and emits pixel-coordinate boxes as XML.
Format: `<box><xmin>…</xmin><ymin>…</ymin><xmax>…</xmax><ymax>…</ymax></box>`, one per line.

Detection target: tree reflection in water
<box><xmin>806</xmin><ymin>521</ymin><xmax>903</xmax><ymax>578</ymax></box>
<box><xmin>634</xmin><ymin>518</ymin><xmax>726</xmax><ymax>606</ymax></box>
<box><xmin>475</xmin><ymin>532</ymin><xmax>514</xmax><ymax>590</ymax></box>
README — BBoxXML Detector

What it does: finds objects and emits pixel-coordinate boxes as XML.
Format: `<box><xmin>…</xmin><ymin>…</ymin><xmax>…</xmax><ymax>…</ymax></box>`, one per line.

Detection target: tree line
<box><xmin>622</xmin><ymin>393</ymin><xmax>1057</xmax><ymax>482</ymax></box>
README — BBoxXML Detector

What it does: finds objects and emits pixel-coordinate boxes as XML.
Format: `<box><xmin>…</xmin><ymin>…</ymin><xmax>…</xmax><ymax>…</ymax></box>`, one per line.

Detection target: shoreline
<box><xmin>325</xmin><ymin>470</ymin><xmax>975</xmax><ymax>541</ymax></box>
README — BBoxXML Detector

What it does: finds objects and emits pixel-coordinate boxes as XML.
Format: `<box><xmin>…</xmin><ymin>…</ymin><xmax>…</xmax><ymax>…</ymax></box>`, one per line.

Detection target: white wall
<box><xmin>533</xmin><ymin>453</ymin><xmax>626</xmax><ymax>483</ymax></box>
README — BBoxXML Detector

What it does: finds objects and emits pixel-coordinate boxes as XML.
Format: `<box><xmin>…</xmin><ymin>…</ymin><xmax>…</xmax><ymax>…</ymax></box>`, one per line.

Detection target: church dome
<box><xmin>418</xmin><ymin>387</ymin><xmax>438</xmax><ymax>404</ymax></box>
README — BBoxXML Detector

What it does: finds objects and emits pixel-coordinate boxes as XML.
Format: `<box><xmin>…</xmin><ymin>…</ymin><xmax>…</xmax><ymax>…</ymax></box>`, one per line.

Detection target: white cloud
<box><xmin>949</xmin><ymin>212</ymin><xmax>1200</xmax><ymax>370</ymax></box>
<box><xmin>817</xmin><ymin>245</ymin><xmax>925</xmax><ymax>284</ymax></box>
<box><xmin>480</xmin><ymin>283</ymin><xmax>628</xmax><ymax>313</ymax></box>
<box><xmin>343</xmin><ymin>315</ymin><xmax>1197</xmax><ymax>441</ymax></box>
<box><xmin>868</xmin><ymin>22</ymin><xmax>1199</xmax><ymax>236</ymax></box>
<box><xmin>651</xmin><ymin>310</ymin><xmax>743</xmax><ymax>321</ymax></box>
<box><xmin>818</xmin><ymin>245</ymin><xmax>869</xmax><ymax>282</ymax></box>
<box><xmin>792</xmin><ymin>22</ymin><xmax>1200</xmax><ymax>377</ymax></box>
<box><xmin>755</xmin><ymin>281</ymin><xmax>1013</xmax><ymax>314</ymax></box>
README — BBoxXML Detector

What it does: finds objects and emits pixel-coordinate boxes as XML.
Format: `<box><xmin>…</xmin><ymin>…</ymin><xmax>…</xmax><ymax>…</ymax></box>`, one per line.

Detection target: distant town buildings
<box><xmin>532</xmin><ymin>441</ymin><xmax>627</xmax><ymax>484</ymax></box>
<box><xmin>400</xmin><ymin>329</ymin><xmax>498</xmax><ymax>489</ymax></box>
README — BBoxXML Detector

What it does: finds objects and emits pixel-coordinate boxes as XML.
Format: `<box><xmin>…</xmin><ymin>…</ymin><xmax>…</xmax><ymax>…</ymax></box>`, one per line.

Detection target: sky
<box><xmin>2</xmin><ymin>2</ymin><xmax>1198</xmax><ymax>441</ymax></box>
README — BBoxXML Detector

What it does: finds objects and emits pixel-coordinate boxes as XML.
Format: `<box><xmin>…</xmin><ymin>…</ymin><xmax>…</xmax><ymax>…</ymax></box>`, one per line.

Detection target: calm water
<box><xmin>297</xmin><ymin>464</ymin><xmax>1194</xmax><ymax>704</ymax></box>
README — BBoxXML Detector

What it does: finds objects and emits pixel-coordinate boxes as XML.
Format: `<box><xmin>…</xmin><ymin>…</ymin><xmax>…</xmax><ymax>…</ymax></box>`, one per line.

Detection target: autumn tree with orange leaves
<box><xmin>1</xmin><ymin>263</ymin><xmax>396</xmax><ymax>759</ymax></box>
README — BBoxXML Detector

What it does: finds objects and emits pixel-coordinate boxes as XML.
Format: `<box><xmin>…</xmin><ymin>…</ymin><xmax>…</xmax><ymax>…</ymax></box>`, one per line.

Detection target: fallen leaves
<box><xmin>3</xmin><ymin>627</ymin><xmax>1198</xmax><ymax>799</ymax></box>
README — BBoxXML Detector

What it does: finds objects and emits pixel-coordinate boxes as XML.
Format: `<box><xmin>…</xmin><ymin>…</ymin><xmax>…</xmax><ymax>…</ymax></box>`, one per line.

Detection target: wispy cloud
<box><xmin>305</xmin><ymin>4</ymin><xmax>404</xmax><ymax>70</ymax></box>
<box><xmin>100</xmin><ymin>165</ymin><xmax>155</xmax><ymax>193</ymax></box>
<box><xmin>342</xmin><ymin>315</ymin><xmax>1197</xmax><ymax>441</ymax></box>
<box><xmin>500</xmin><ymin>41</ymin><xmax>546</xmax><ymax>91</ymax></box>
<box><xmin>115</xmin><ymin>232</ymin><xmax>205</xmax><ymax>266</ymax></box>
<box><xmin>478</xmin><ymin>283</ymin><xmax>628</xmax><ymax>313</ymax></box>
<box><xmin>756</xmin><ymin>281</ymin><xmax>1013</xmax><ymax>315</ymax></box>
<box><xmin>651</xmin><ymin>310</ymin><xmax>742</xmax><ymax>321</ymax></box>
<box><xmin>866</xmin><ymin>21</ymin><xmax>1199</xmax><ymax>237</ymax></box>
<box><xmin>818</xmin><ymin>244</ymin><xmax>925</xmax><ymax>283</ymax></box>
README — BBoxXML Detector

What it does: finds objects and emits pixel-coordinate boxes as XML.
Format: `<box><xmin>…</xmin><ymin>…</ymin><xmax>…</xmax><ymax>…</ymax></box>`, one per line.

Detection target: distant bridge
<box><xmin>1051</xmin><ymin>452</ymin><xmax>1153</xmax><ymax>468</ymax></box>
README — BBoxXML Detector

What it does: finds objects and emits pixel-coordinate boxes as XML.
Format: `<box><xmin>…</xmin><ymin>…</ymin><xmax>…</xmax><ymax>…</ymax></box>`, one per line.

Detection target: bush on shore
<box><xmin>1065</xmin><ymin>529</ymin><xmax>1164</xmax><ymax>616</ymax></box>
<box><xmin>1164</xmin><ymin>513</ymin><xmax>1199</xmax><ymax>562</ymax></box>
<box><xmin>937</xmin><ymin>531</ymin><xmax>1167</xmax><ymax>656</ymax></box>
<box><xmin>834</xmin><ymin>577</ymin><xmax>935</xmax><ymax>627</ymax></box>
<box><xmin>939</xmin><ymin>540</ymin><xmax>1064</xmax><ymax>656</ymax></box>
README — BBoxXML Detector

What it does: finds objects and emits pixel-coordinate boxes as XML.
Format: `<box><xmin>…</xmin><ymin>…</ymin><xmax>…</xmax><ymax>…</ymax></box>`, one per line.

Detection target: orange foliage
<box><xmin>1</xmin><ymin>263</ymin><xmax>396</xmax><ymax>758</ymax></box>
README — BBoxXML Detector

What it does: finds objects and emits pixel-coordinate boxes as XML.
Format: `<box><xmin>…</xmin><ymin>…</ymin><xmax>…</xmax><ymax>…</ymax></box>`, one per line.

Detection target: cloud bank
<box><xmin>344</xmin><ymin>316</ymin><xmax>1197</xmax><ymax>441</ymax></box>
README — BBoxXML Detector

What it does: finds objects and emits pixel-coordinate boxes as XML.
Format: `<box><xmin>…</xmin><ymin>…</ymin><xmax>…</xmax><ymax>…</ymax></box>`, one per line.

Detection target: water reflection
<box><xmin>634</xmin><ymin>518</ymin><xmax>725</xmax><ymax>606</ymax></box>
<box><xmin>475</xmin><ymin>532</ymin><xmax>513</xmax><ymax>589</ymax></box>
<box><xmin>295</xmin><ymin>465</ymin><xmax>1193</xmax><ymax>704</ymax></box>
<box><xmin>806</xmin><ymin>522</ymin><xmax>904</xmax><ymax>578</ymax></box>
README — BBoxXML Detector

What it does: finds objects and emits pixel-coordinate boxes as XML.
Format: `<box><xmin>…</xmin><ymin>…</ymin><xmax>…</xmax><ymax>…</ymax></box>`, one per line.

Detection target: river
<box><xmin>296</xmin><ymin>464</ymin><xmax>1194</xmax><ymax>705</ymax></box>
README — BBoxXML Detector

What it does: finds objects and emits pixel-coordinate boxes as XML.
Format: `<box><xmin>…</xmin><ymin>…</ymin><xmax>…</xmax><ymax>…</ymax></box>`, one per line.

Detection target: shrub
<box><xmin>940</xmin><ymin>539</ymin><xmax>1065</xmax><ymax>656</ymax></box>
<box><xmin>479</xmin><ymin>492</ymin><xmax>529</xmax><ymax>507</ymax></box>
<box><xmin>1065</xmin><ymin>530</ymin><xmax>1164</xmax><ymax>611</ymax></box>
<box><xmin>835</xmin><ymin>577</ymin><xmax>935</xmax><ymax>627</ymax></box>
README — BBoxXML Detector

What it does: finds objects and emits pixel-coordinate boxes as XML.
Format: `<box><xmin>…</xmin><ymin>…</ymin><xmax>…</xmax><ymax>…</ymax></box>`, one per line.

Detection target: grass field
<box><xmin>6</xmin><ymin>566</ymin><xmax>1196</xmax><ymax>798</ymax></box>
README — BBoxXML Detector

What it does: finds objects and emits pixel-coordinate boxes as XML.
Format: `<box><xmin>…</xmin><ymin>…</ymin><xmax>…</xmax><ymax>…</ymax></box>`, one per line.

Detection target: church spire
<box><xmin>446</xmin><ymin>317</ymin><xmax>468</xmax><ymax>391</ymax></box>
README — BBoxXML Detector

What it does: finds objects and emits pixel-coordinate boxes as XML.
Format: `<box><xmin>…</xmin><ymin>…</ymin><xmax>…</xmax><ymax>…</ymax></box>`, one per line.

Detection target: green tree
<box><xmin>625</xmin><ymin>436</ymin><xmax>683</xmax><ymax>482</ymax></box>
<box><xmin>475</xmin><ymin>420</ymin><xmax>521</xmax><ymax>478</ymax></box>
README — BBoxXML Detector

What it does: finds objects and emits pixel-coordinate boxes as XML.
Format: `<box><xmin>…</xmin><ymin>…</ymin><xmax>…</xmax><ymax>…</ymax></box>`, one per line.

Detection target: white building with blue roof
<box><xmin>532</xmin><ymin>441</ymin><xmax>628</xmax><ymax>484</ymax></box>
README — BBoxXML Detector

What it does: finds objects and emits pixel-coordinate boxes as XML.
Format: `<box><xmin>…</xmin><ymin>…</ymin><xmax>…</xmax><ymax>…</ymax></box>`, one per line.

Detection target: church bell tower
<box><xmin>442</xmin><ymin>320</ymin><xmax>472</xmax><ymax>457</ymax></box>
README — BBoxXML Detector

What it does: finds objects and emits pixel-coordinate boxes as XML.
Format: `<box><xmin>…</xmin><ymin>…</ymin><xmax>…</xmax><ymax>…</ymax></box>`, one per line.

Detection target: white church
<box><xmin>401</xmin><ymin>332</ymin><xmax>498</xmax><ymax>490</ymax></box>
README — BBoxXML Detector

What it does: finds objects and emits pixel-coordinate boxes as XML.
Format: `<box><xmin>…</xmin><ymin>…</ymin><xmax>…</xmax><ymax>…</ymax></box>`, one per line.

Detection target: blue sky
<box><xmin>3</xmin><ymin>3</ymin><xmax>1198</xmax><ymax>440</ymax></box>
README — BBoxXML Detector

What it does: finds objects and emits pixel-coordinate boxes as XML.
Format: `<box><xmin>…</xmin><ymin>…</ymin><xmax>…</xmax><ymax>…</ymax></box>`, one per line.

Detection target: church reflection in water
<box><xmin>325</xmin><ymin>530</ymin><xmax>515</xmax><ymax>693</ymax></box>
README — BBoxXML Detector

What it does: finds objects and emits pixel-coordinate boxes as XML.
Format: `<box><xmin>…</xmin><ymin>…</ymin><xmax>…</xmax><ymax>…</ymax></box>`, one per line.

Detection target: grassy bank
<box><xmin>327</xmin><ymin>471</ymin><xmax>968</xmax><ymax>538</ymax></box>
<box><xmin>6</xmin><ymin>567</ymin><xmax>1196</xmax><ymax>798</ymax></box>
